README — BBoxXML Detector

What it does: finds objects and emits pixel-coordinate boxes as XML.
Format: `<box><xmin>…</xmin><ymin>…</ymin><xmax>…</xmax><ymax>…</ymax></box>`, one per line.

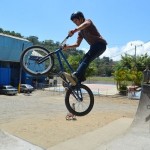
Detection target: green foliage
<box><xmin>113</xmin><ymin>54</ymin><xmax>150</xmax><ymax>94</ymax></box>
<box><xmin>0</xmin><ymin>28</ymin><xmax>22</xmax><ymax>38</ymax></box>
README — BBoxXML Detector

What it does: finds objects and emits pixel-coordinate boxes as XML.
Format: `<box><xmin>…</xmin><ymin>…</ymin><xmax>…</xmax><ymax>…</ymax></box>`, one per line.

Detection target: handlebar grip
<box><xmin>66</xmin><ymin>35</ymin><xmax>70</xmax><ymax>39</ymax></box>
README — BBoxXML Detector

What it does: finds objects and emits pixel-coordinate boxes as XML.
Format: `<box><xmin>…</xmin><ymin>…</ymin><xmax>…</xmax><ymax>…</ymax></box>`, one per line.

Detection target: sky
<box><xmin>1</xmin><ymin>0</ymin><xmax>150</xmax><ymax>60</ymax></box>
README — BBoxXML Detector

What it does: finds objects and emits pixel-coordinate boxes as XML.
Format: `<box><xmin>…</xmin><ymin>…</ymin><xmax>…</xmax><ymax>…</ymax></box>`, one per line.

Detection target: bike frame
<box><xmin>38</xmin><ymin>45</ymin><xmax>83</xmax><ymax>100</ymax></box>
<box><xmin>55</xmin><ymin>48</ymin><xmax>74</xmax><ymax>73</ymax></box>
<box><xmin>38</xmin><ymin>35</ymin><xmax>74</xmax><ymax>74</ymax></box>
<box><xmin>54</xmin><ymin>47</ymin><xmax>83</xmax><ymax>102</ymax></box>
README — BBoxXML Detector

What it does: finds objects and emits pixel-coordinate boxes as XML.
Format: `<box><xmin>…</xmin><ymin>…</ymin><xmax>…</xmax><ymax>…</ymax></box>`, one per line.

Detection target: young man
<box><xmin>63</xmin><ymin>11</ymin><xmax>107</xmax><ymax>84</ymax></box>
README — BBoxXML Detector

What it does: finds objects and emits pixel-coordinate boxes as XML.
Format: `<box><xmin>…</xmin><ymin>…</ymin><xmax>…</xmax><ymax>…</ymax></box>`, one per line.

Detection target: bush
<box><xmin>119</xmin><ymin>84</ymin><xmax>127</xmax><ymax>95</ymax></box>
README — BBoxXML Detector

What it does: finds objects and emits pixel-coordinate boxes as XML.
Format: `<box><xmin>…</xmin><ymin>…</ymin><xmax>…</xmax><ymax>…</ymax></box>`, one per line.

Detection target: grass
<box><xmin>86</xmin><ymin>76</ymin><xmax>116</xmax><ymax>84</ymax></box>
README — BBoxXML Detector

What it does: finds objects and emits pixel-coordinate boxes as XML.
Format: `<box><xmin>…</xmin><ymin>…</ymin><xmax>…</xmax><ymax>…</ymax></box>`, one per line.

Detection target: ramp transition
<box><xmin>97</xmin><ymin>84</ymin><xmax>150</xmax><ymax>150</ymax></box>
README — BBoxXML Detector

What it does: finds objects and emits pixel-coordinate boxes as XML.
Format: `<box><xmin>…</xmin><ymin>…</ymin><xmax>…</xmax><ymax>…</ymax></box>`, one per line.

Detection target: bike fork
<box><xmin>58</xmin><ymin>72</ymin><xmax>83</xmax><ymax>102</ymax></box>
<box><xmin>71</xmin><ymin>86</ymin><xmax>83</xmax><ymax>102</ymax></box>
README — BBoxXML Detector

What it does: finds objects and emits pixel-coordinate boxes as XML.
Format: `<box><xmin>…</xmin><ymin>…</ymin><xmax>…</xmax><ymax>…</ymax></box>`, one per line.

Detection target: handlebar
<box><xmin>60</xmin><ymin>35</ymin><xmax>70</xmax><ymax>46</ymax></box>
<box><xmin>38</xmin><ymin>35</ymin><xmax>70</xmax><ymax>63</ymax></box>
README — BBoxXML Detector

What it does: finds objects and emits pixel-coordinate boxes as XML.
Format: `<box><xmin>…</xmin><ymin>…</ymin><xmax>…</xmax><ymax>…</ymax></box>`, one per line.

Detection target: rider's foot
<box><xmin>71</xmin><ymin>72</ymin><xmax>78</xmax><ymax>82</ymax></box>
<box><xmin>63</xmin><ymin>72</ymin><xmax>77</xmax><ymax>86</ymax></box>
<box><xmin>72</xmin><ymin>72</ymin><xmax>86</xmax><ymax>83</ymax></box>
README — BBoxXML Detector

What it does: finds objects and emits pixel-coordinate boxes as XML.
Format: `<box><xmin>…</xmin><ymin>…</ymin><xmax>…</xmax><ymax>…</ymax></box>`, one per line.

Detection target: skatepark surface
<box><xmin>0</xmin><ymin>84</ymin><xmax>149</xmax><ymax>150</ymax></box>
<box><xmin>0</xmin><ymin>130</ymin><xmax>44</xmax><ymax>150</ymax></box>
<box><xmin>48</xmin><ymin>84</ymin><xmax>150</xmax><ymax>150</ymax></box>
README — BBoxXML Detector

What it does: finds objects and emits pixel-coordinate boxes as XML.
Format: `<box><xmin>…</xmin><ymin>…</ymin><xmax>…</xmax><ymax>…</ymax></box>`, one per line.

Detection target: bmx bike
<box><xmin>20</xmin><ymin>36</ymin><xmax>94</xmax><ymax>116</ymax></box>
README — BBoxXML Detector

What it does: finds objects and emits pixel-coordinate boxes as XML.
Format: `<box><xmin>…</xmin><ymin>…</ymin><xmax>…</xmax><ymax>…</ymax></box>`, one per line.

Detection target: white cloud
<box><xmin>143</xmin><ymin>42</ymin><xmax>150</xmax><ymax>55</ymax></box>
<box><xmin>80</xmin><ymin>40</ymin><xmax>150</xmax><ymax>61</ymax></box>
<box><xmin>101</xmin><ymin>46</ymin><xmax>120</xmax><ymax>60</ymax></box>
<box><xmin>101</xmin><ymin>40</ymin><xmax>150</xmax><ymax>61</ymax></box>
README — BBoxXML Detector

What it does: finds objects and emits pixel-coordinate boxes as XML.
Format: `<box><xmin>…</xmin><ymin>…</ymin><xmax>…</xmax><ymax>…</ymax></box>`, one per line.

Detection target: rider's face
<box><xmin>72</xmin><ymin>18</ymin><xmax>83</xmax><ymax>26</ymax></box>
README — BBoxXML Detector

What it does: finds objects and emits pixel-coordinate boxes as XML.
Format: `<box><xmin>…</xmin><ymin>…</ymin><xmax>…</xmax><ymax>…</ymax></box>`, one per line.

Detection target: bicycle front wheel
<box><xmin>20</xmin><ymin>46</ymin><xmax>54</xmax><ymax>76</ymax></box>
<box><xmin>65</xmin><ymin>84</ymin><xmax>94</xmax><ymax>116</ymax></box>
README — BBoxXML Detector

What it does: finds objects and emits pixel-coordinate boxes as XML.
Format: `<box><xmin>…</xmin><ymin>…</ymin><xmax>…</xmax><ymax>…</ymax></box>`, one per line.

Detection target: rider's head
<box><xmin>70</xmin><ymin>11</ymin><xmax>85</xmax><ymax>21</ymax></box>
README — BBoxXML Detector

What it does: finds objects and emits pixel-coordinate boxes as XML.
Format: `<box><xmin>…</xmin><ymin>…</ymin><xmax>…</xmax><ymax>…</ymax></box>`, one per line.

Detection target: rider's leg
<box><xmin>73</xmin><ymin>42</ymin><xmax>106</xmax><ymax>82</ymax></box>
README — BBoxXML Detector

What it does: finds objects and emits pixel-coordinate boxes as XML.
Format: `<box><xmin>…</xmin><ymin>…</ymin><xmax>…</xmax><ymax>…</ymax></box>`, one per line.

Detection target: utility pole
<box><xmin>131</xmin><ymin>43</ymin><xmax>142</xmax><ymax>69</ymax></box>
<box><xmin>18</xmin><ymin>43</ymin><xmax>24</xmax><ymax>93</ymax></box>
<box><xmin>134</xmin><ymin>45</ymin><xmax>137</xmax><ymax>69</ymax></box>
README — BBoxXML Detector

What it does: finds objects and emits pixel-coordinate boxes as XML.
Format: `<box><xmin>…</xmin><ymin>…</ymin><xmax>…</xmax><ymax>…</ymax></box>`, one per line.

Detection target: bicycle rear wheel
<box><xmin>65</xmin><ymin>84</ymin><xmax>94</xmax><ymax>116</ymax></box>
<box><xmin>20</xmin><ymin>46</ymin><xmax>54</xmax><ymax>76</ymax></box>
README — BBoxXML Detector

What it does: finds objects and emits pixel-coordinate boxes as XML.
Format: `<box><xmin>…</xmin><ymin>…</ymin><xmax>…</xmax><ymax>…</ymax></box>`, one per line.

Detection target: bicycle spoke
<box><xmin>21</xmin><ymin>46</ymin><xmax>54</xmax><ymax>75</ymax></box>
<box><xmin>65</xmin><ymin>84</ymin><xmax>94</xmax><ymax>116</ymax></box>
<box><xmin>69</xmin><ymin>92</ymin><xmax>91</xmax><ymax>113</ymax></box>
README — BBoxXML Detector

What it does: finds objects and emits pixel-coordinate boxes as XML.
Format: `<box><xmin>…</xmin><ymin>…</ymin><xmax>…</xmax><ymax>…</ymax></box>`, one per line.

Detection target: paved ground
<box><xmin>48</xmin><ymin>84</ymin><xmax>150</xmax><ymax>150</ymax></box>
<box><xmin>0</xmin><ymin>83</ymin><xmax>141</xmax><ymax>150</ymax></box>
<box><xmin>46</xmin><ymin>83</ymin><xmax>119</xmax><ymax>95</ymax></box>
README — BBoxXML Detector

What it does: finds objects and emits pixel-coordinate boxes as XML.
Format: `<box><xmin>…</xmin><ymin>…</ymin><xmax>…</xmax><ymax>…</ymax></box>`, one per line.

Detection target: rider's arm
<box><xmin>63</xmin><ymin>36</ymin><xmax>83</xmax><ymax>50</ymax></box>
<box><xmin>69</xmin><ymin>20</ymin><xmax>91</xmax><ymax>36</ymax></box>
<box><xmin>74</xmin><ymin>20</ymin><xmax>91</xmax><ymax>32</ymax></box>
<box><xmin>63</xmin><ymin>20</ymin><xmax>91</xmax><ymax>51</ymax></box>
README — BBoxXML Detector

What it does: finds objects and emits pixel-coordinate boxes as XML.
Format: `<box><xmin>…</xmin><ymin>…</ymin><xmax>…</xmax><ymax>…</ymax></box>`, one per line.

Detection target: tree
<box><xmin>27</xmin><ymin>36</ymin><xmax>40</xmax><ymax>45</ymax></box>
<box><xmin>94</xmin><ymin>57</ymin><xmax>114</xmax><ymax>77</ymax></box>
<box><xmin>0</xmin><ymin>28</ymin><xmax>4</xmax><ymax>33</ymax></box>
<box><xmin>113</xmin><ymin>53</ymin><xmax>150</xmax><ymax>94</ymax></box>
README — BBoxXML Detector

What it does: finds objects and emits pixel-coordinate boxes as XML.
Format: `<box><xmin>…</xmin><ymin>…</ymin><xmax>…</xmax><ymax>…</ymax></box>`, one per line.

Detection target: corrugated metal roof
<box><xmin>0</xmin><ymin>34</ymin><xmax>33</xmax><ymax>62</ymax></box>
<box><xmin>0</xmin><ymin>33</ymin><xmax>29</xmax><ymax>42</ymax></box>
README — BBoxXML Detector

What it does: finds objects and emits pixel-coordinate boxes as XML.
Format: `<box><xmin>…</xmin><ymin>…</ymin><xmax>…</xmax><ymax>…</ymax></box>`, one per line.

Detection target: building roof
<box><xmin>0</xmin><ymin>33</ymin><xmax>29</xmax><ymax>42</ymax></box>
<box><xmin>0</xmin><ymin>33</ymin><xmax>33</xmax><ymax>62</ymax></box>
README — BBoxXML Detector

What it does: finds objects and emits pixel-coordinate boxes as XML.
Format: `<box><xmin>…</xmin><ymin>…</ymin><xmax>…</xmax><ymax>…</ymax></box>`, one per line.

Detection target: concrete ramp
<box><xmin>0</xmin><ymin>130</ymin><xmax>44</xmax><ymax>150</ymax></box>
<box><xmin>130</xmin><ymin>84</ymin><xmax>150</xmax><ymax>134</ymax></box>
<box><xmin>47</xmin><ymin>118</ymin><xmax>133</xmax><ymax>150</ymax></box>
<box><xmin>97</xmin><ymin>84</ymin><xmax>150</xmax><ymax>150</ymax></box>
<box><xmin>47</xmin><ymin>84</ymin><xmax>150</xmax><ymax>150</ymax></box>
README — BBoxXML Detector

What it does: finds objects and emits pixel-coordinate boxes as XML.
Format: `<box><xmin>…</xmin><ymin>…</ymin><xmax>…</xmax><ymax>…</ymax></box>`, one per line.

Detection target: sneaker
<box><xmin>63</xmin><ymin>72</ymin><xmax>77</xmax><ymax>86</ymax></box>
<box><xmin>71</xmin><ymin>72</ymin><xmax>78</xmax><ymax>82</ymax></box>
<box><xmin>72</xmin><ymin>72</ymin><xmax>86</xmax><ymax>83</ymax></box>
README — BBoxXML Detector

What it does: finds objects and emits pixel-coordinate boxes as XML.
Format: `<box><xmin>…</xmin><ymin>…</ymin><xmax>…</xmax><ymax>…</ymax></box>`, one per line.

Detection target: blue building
<box><xmin>0</xmin><ymin>33</ymin><xmax>34</xmax><ymax>86</ymax></box>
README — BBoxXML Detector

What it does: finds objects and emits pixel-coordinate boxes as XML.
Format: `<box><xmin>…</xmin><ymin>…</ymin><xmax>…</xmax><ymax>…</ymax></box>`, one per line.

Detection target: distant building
<box><xmin>0</xmin><ymin>33</ymin><xmax>43</xmax><ymax>87</ymax></box>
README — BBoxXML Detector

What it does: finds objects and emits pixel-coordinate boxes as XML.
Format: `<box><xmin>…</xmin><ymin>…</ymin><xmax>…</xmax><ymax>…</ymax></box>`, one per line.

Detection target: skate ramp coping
<box><xmin>0</xmin><ymin>130</ymin><xmax>44</xmax><ymax>150</ymax></box>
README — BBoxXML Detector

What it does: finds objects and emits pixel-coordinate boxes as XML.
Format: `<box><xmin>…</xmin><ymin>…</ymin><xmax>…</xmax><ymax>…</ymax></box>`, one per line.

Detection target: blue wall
<box><xmin>0</xmin><ymin>34</ymin><xmax>33</xmax><ymax>86</ymax></box>
<box><xmin>0</xmin><ymin>68</ymin><xmax>11</xmax><ymax>85</ymax></box>
<box><xmin>0</xmin><ymin>34</ymin><xmax>32</xmax><ymax>62</ymax></box>
<box><xmin>0</xmin><ymin>34</ymin><xmax>46</xmax><ymax>87</ymax></box>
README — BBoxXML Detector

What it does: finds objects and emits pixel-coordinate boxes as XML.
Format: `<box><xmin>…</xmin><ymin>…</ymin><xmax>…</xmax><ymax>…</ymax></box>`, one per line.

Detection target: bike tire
<box><xmin>20</xmin><ymin>46</ymin><xmax>54</xmax><ymax>76</ymax></box>
<box><xmin>65</xmin><ymin>84</ymin><xmax>94</xmax><ymax>116</ymax></box>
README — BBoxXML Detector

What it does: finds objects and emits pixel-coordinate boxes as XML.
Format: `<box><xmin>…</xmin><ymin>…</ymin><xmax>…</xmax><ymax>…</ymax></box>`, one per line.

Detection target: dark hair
<box><xmin>70</xmin><ymin>11</ymin><xmax>85</xmax><ymax>21</ymax></box>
